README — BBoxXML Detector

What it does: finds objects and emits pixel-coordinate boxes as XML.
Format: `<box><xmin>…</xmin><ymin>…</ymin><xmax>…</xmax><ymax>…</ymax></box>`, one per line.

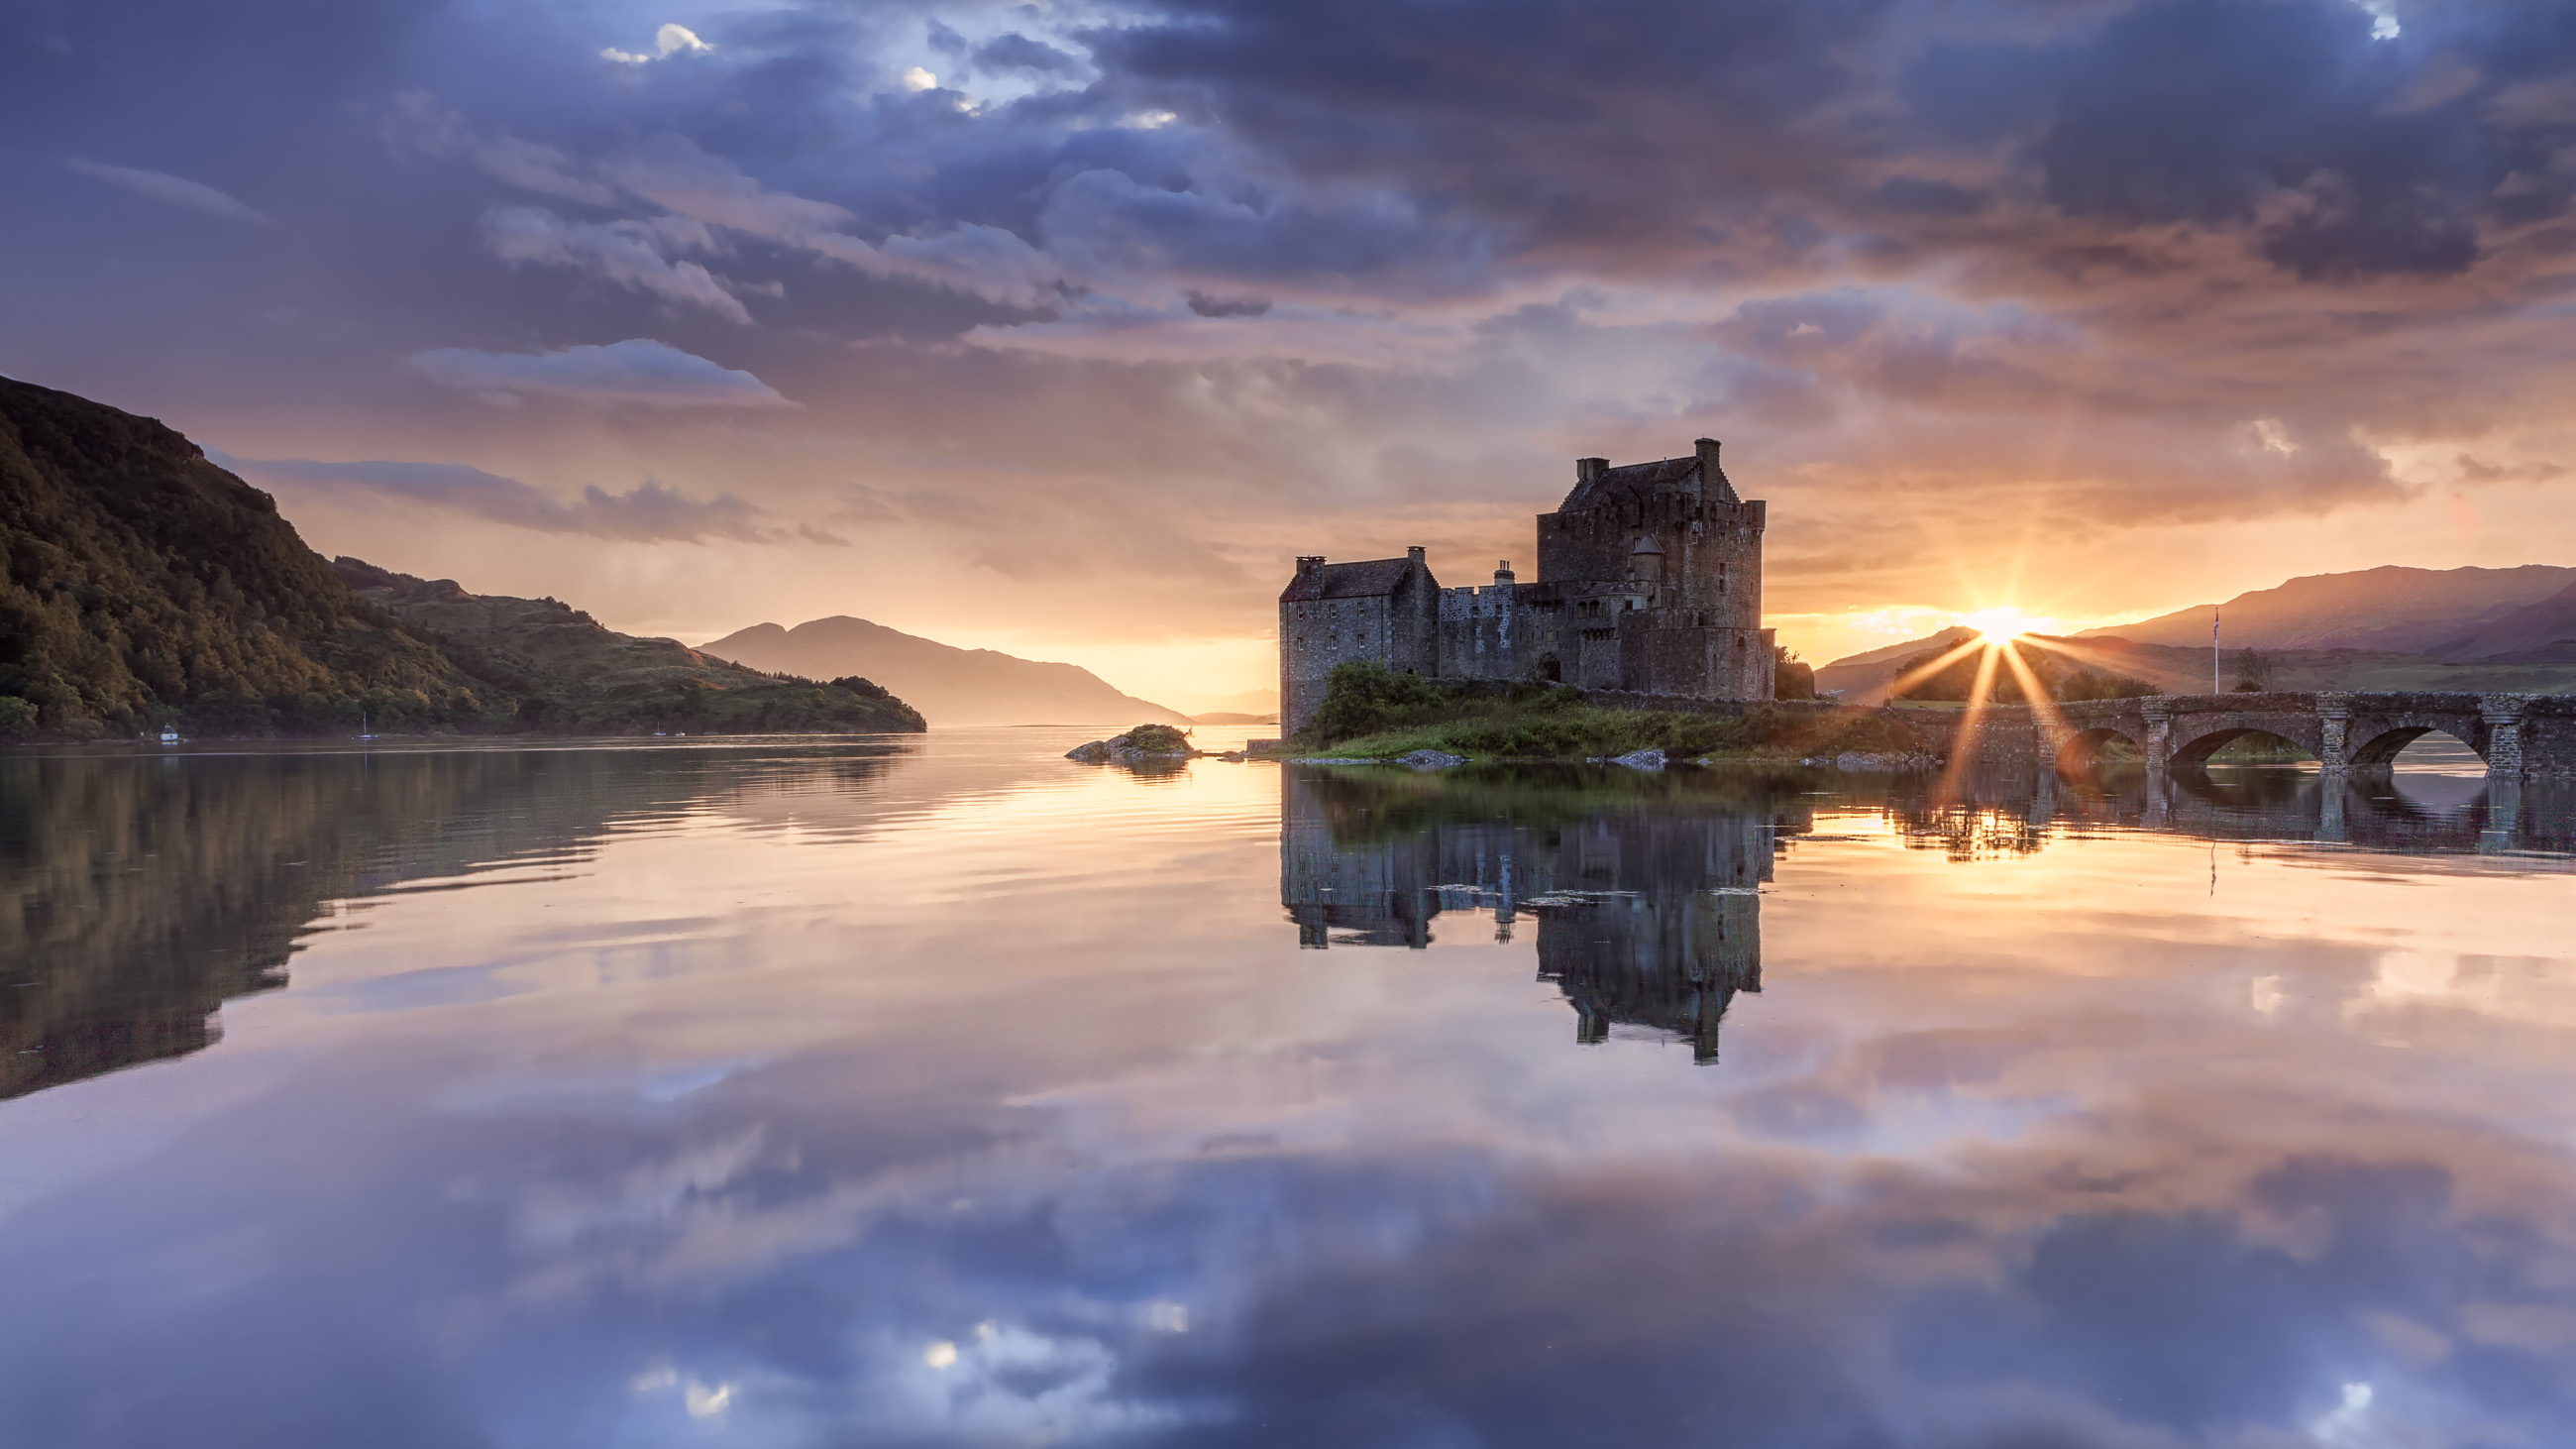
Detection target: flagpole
<box><xmin>2213</xmin><ymin>607</ymin><xmax>2220</xmax><ymax>695</ymax></box>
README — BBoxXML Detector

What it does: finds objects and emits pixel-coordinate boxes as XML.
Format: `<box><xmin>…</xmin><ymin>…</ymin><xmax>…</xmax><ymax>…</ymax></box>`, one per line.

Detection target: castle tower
<box><xmin>1531</xmin><ymin>438</ymin><xmax>1771</xmax><ymax>699</ymax></box>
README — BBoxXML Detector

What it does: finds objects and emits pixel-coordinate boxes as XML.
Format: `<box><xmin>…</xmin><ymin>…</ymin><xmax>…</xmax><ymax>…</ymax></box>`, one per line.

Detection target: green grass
<box><xmin>1275</xmin><ymin>662</ymin><xmax>1923</xmax><ymax>761</ymax></box>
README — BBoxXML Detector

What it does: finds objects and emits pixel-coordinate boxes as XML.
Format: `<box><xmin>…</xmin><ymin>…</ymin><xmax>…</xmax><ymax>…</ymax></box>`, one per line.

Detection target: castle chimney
<box><xmin>1295</xmin><ymin>555</ymin><xmax>1325</xmax><ymax>578</ymax></box>
<box><xmin>1576</xmin><ymin>457</ymin><xmax>1608</xmax><ymax>483</ymax></box>
<box><xmin>1407</xmin><ymin>545</ymin><xmax>1427</xmax><ymax>565</ymax></box>
<box><xmin>1494</xmin><ymin>559</ymin><xmax>1515</xmax><ymax>586</ymax></box>
<box><xmin>1694</xmin><ymin>438</ymin><xmax>1722</xmax><ymax>472</ymax></box>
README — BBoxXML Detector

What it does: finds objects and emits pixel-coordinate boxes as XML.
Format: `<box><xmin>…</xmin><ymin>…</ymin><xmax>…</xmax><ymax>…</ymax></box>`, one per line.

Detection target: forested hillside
<box><xmin>0</xmin><ymin>378</ymin><xmax>922</xmax><ymax>738</ymax></box>
<box><xmin>0</xmin><ymin>376</ymin><xmax>471</xmax><ymax>735</ymax></box>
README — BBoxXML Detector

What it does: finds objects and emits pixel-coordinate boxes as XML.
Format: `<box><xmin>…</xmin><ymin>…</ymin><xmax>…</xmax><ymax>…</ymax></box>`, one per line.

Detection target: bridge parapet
<box><xmin>1956</xmin><ymin>691</ymin><xmax>2576</xmax><ymax>777</ymax></box>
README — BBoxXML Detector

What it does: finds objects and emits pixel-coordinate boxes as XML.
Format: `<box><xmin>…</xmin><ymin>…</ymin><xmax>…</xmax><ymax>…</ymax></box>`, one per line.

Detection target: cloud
<box><xmin>21</xmin><ymin>0</ymin><xmax>2576</xmax><ymax>659</ymax></box>
<box><xmin>598</xmin><ymin>136</ymin><xmax>1068</xmax><ymax>308</ymax></box>
<box><xmin>64</xmin><ymin>160</ymin><xmax>266</xmax><ymax>223</ymax></box>
<box><xmin>973</xmin><ymin>34</ymin><xmax>1081</xmax><ymax>75</ymax></box>
<box><xmin>481</xmin><ymin>206</ymin><xmax>755</xmax><ymax>323</ymax></box>
<box><xmin>217</xmin><ymin>453</ymin><xmax>804</xmax><ymax>545</ymax></box>
<box><xmin>1184</xmin><ymin>290</ymin><xmax>1271</xmax><ymax>319</ymax></box>
<box><xmin>408</xmin><ymin>339</ymin><xmax>794</xmax><ymax>409</ymax></box>
<box><xmin>603</xmin><ymin>23</ymin><xmax>713</xmax><ymax>66</ymax></box>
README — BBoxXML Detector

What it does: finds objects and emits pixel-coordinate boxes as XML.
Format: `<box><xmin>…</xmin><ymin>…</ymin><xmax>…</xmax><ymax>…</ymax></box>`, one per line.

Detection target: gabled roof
<box><xmin>1281</xmin><ymin>557</ymin><xmax>1424</xmax><ymax>603</ymax></box>
<box><xmin>1558</xmin><ymin>455</ymin><xmax>1738</xmax><ymax>513</ymax></box>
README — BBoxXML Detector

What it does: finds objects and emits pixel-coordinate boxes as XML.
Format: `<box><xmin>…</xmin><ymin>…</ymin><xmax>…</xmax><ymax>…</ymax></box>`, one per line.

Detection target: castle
<box><xmin>1279</xmin><ymin>438</ymin><xmax>1773</xmax><ymax>733</ymax></box>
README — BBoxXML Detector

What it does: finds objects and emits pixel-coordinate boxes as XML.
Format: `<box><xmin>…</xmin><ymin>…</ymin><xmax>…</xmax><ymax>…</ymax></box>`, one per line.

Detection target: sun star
<box><xmin>1960</xmin><ymin>606</ymin><xmax>2057</xmax><ymax>643</ymax></box>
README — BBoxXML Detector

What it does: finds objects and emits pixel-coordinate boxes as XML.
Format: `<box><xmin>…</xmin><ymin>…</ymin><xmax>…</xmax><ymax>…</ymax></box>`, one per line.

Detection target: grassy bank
<box><xmin>1275</xmin><ymin>662</ymin><xmax>1924</xmax><ymax>761</ymax></box>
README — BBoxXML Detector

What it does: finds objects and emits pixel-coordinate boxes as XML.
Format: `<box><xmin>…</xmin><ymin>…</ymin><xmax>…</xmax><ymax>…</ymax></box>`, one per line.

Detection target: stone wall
<box><xmin>1957</xmin><ymin>691</ymin><xmax>2576</xmax><ymax>775</ymax></box>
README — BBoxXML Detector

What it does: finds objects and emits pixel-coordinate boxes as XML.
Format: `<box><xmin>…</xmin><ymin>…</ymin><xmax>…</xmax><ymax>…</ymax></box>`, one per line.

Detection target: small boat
<box><xmin>157</xmin><ymin>725</ymin><xmax>180</xmax><ymax>745</ymax></box>
<box><xmin>357</xmin><ymin>710</ymin><xmax>377</xmax><ymax>741</ymax></box>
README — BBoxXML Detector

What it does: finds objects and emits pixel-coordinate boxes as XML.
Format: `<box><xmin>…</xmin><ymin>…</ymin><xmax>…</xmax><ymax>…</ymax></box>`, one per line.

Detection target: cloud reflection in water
<box><xmin>0</xmin><ymin>739</ymin><xmax>2571</xmax><ymax>1445</ymax></box>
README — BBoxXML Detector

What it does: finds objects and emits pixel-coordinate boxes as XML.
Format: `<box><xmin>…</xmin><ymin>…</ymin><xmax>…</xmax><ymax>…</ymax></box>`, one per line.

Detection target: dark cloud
<box><xmin>221</xmin><ymin>453</ymin><xmax>810</xmax><ymax>544</ymax></box>
<box><xmin>2024</xmin><ymin>0</ymin><xmax>2486</xmax><ymax>278</ymax></box>
<box><xmin>1183</xmin><ymin>289</ymin><xmax>1271</xmax><ymax>317</ymax></box>
<box><xmin>974</xmin><ymin>33</ymin><xmax>1082</xmax><ymax>75</ymax></box>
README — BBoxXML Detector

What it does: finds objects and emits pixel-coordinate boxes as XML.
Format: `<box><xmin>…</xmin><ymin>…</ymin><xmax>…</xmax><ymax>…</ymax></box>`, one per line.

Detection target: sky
<box><xmin>7</xmin><ymin>0</ymin><xmax>2576</xmax><ymax>708</ymax></box>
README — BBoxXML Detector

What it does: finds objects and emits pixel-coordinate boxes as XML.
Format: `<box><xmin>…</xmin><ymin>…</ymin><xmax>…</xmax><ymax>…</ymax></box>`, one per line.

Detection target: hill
<box><xmin>333</xmin><ymin>562</ymin><xmax>923</xmax><ymax>735</ymax></box>
<box><xmin>0</xmin><ymin>375</ymin><xmax>475</xmax><ymax>736</ymax></box>
<box><xmin>699</xmin><ymin>616</ymin><xmax>1189</xmax><ymax>726</ymax></box>
<box><xmin>2076</xmin><ymin>565</ymin><xmax>2576</xmax><ymax>653</ymax></box>
<box><xmin>0</xmin><ymin>375</ymin><xmax>922</xmax><ymax>738</ymax></box>
<box><xmin>1812</xmin><ymin>626</ymin><xmax>1980</xmax><ymax>701</ymax></box>
<box><xmin>2432</xmin><ymin>580</ymin><xmax>2576</xmax><ymax>662</ymax></box>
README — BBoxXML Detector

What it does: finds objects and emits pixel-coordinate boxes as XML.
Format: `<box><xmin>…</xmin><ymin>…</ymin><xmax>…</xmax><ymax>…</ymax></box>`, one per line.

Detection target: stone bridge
<box><xmin>1959</xmin><ymin>691</ymin><xmax>2576</xmax><ymax>775</ymax></box>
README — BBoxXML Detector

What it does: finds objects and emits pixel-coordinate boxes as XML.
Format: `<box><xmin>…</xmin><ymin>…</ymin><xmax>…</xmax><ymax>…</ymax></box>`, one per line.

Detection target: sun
<box><xmin>1960</xmin><ymin>606</ymin><xmax>2044</xmax><ymax>642</ymax></box>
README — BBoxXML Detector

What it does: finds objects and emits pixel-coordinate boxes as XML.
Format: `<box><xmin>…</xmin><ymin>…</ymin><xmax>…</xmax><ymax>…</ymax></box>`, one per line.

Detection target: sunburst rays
<box><xmin>1904</xmin><ymin>626</ymin><xmax>2160</xmax><ymax>799</ymax></box>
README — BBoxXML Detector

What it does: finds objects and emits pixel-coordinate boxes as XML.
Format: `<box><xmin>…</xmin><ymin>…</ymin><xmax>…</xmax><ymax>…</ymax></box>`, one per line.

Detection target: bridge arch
<box><xmin>2055</xmin><ymin>726</ymin><xmax>2141</xmax><ymax>773</ymax></box>
<box><xmin>2170</xmin><ymin>724</ymin><xmax>2320</xmax><ymax>767</ymax></box>
<box><xmin>2349</xmin><ymin>724</ymin><xmax>2484</xmax><ymax>768</ymax></box>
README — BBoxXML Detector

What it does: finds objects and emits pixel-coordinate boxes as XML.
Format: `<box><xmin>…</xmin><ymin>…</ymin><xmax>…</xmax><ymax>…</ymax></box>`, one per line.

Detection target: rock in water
<box><xmin>1396</xmin><ymin>749</ymin><xmax>1465</xmax><ymax>769</ymax></box>
<box><xmin>1611</xmin><ymin>748</ymin><xmax>1666</xmax><ymax>770</ymax></box>
<box><xmin>1835</xmin><ymin>751</ymin><xmax>1907</xmax><ymax>771</ymax></box>
<box><xmin>1068</xmin><ymin>723</ymin><xmax>1200</xmax><ymax>766</ymax></box>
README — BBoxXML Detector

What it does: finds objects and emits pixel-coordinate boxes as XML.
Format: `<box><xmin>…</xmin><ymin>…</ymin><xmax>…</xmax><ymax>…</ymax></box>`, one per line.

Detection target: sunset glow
<box><xmin>1958</xmin><ymin>607</ymin><xmax>2059</xmax><ymax>643</ymax></box>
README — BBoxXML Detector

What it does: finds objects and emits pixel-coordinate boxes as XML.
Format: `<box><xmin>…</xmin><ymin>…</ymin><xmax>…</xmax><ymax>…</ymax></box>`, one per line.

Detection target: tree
<box><xmin>2231</xmin><ymin>647</ymin><xmax>2272</xmax><ymax>692</ymax></box>
<box><xmin>1773</xmin><ymin>644</ymin><xmax>1815</xmax><ymax>700</ymax></box>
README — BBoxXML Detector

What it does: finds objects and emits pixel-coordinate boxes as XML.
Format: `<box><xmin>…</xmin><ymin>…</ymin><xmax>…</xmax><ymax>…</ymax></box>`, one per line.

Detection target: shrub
<box><xmin>1117</xmin><ymin>724</ymin><xmax>1193</xmax><ymax>753</ymax></box>
<box><xmin>1301</xmin><ymin>660</ymin><xmax>1450</xmax><ymax>743</ymax></box>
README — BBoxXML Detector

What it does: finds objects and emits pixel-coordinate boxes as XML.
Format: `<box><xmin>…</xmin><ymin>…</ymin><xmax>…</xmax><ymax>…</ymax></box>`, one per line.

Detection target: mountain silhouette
<box><xmin>700</xmin><ymin>615</ymin><xmax>1187</xmax><ymax>726</ymax></box>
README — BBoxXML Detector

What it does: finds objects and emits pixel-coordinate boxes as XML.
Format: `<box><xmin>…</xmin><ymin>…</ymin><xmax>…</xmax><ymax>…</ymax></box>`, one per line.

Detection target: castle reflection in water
<box><xmin>1280</xmin><ymin>766</ymin><xmax>1810</xmax><ymax>1063</ymax></box>
<box><xmin>1281</xmin><ymin>759</ymin><xmax>2576</xmax><ymax>1064</ymax></box>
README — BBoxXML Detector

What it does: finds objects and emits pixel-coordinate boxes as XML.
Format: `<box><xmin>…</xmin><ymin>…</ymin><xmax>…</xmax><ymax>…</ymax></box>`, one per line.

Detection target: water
<box><xmin>4</xmin><ymin>732</ymin><xmax>2574</xmax><ymax>1447</ymax></box>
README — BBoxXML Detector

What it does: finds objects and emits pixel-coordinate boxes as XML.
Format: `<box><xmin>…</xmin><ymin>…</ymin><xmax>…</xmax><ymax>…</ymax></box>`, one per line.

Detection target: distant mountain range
<box><xmin>699</xmin><ymin>616</ymin><xmax>1190</xmax><ymax>727</ymax></box>
<box><xmin>1177</xmin><ymin>688</ymin><xmax>1280</xmax><ymax>720</ymax></box>
<box><xmin>2073</xmin><ymin>565</ymin><xmax>2576</xmax><ymax>656</ymax></box>
<box><xmin>1819</xmin><ymin>565</ymin><xmax>2576</xmax><ymax>702</ymax></box>
<box><xmin>333</xmin><ymin>561</ymin><xmax>922</xmax><ymax>734</ymax></box>
<box><xmin>0</xmin><ymin>375</ymin><xmax>921</xmax><ymax>738</ymax></box>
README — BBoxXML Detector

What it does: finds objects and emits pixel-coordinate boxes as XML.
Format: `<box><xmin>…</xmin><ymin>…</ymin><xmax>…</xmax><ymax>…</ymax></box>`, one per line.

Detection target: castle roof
<box><xmin>1280</xmin><ymin>556</ymin><xmax>1424</xmax><ymax>603</ymax></box>
<box><xmin>1558</xmin><ymin>453</ymin><xmax>1738</xmax><ymax>513</ymax></box>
